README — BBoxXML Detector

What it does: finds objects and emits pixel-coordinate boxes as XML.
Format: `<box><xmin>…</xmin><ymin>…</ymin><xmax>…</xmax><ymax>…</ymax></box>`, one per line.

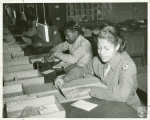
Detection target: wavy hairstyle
<box><xmin>61</xmin><ymin>21</ymin><xmax>83</xmax><ymax>35</ymax></box>
<box><xmin>98</xmin><ymin>26</ymin><xmax>126</xmax><ymax>52</ymax></box>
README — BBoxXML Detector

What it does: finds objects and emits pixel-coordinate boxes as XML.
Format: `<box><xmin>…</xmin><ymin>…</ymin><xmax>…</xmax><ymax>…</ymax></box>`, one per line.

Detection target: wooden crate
<box><xmin>3</xmin><ymin>45</ymin><xmax>22</xmax><ymax>53</ymax></box>
<box><xmin>3</xmin><ymin>84</ymin><xmax>28</xmax><ymax>104</ymax></box>
<box><xmin>3</xmin><ymin>57</ymin><xmax>30</xmax><ymax>67</ymax></box>
<box><xmin>3</xmin><ymin>84</ymin><xmax>39</xmax><ymax>106</ymax></box>
<box><xmin>3</xmin><ymin>64</ymin><xmax>33</xmax><ymax>74</ymax></box>
<box><xmin>11</xmin><ymin>51</ymin><xmax>24</xmax><ymax>58</ymax></box>
<box><xmin>6</xmin><ymin>95</ymin><xmax>65</xmax><ymax>118</ymax></box>
<box><xmin>3</xmin><ymin>53</ymin><xmax>12</xmax><ymax>62</ymax></box>
<box><xmin>3</xmin><ymin>35</ymin><xmax>13</xmax><ymax>39</ymax></box>
<box><xmin>3</xmin><ymin>70</ymin><xmax>42</xmax><ymax>81</ymax></box>
<box><xmin>4</xmin><ymin>77</ymin><xmax>45</xmax><ymax>87</ymax></box>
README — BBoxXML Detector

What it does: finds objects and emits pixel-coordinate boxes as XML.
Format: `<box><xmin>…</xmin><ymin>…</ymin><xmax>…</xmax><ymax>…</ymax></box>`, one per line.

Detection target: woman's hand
<box><xmin>53</xmin><ymin>77</ymin><xmax>65</xmax><ymax>90</ymax></box>
<box><xmin>66</xmin><ymin>87</ymin><xmax>92</xmax><ymax>98</ymax></box>
<box><xmin>45</xmin><ymin>51</ymin><xmax>55</xmax><ymax>62</ymax></box>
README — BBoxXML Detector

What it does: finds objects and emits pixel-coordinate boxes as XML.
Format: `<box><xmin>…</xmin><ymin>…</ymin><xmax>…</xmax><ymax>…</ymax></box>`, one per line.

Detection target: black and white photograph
<box><xmin>1</xmin><ymin>0</ymin><xmax>149</xmax><ymax>118</ymax></box>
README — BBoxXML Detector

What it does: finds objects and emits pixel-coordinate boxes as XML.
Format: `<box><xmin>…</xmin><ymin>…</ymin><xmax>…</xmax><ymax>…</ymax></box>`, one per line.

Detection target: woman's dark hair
<box><xmin>25</xmin><ymin>15</ymin><xmax>35</xmax><ymax>29</ymax></box>
<box><xmin>27</xmin><ymin>7</ymin><xmax>35</xmax><ymax>14</ymax></box>
<box><xmin>61</xmin><ymin>21</ymin><xmax>83</xmax><ymax>35</ymax></box>
<box><xmin>38</xmin><ymin>17</ymin><xmax>53</xmax><ymax>26</ymax></box>
<box><xmin>98</xmin><ymin>26</ymin><xmax>126</xmax><ymax>52</ymax></box>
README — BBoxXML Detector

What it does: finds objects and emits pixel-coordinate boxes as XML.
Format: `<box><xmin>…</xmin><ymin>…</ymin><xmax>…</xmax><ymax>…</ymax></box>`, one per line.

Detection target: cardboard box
<box><xmin>3</xmin><ymin>64</ymin><xmax>33</xmax><ymax>74</ymax></box>
<box><xmin>3</xmin><ymin>57</ymin><xmax>30</xmax><ymax>67</ymax></box>
<box><xmin>4</xmin><ymin>77</ymin><xmax>45</xmax><ymax>87</ymax></box>
<box><xmin>11</xmin><ymin>51</ymin><xmax>24</xmax><ymax>58</ymax></box>
<box><xmin>6</xmin><ymin>95</ymin><xmax>66</xmax><ymax>118</ymax></box>
<box><xmin>3</xmin><ymin>44</ymin><xmax>22</xmax><ymax>54</ymax></box>
<box><xmin>3</xmin><ymin>84</ymin><xmax>28</xmax><ymax>104</ymax></box>
<box><xmin>3</xmin><ymin>70</ymin><xmax>42</xmax><ymax>81</ymax></box>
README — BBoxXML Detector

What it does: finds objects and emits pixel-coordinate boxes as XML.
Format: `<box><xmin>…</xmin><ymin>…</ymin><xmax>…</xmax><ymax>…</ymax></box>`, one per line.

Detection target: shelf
<box><xmin>66</xmin><ymin>3</ymin><xmax>103</xmax><ymax>22</ymax></box>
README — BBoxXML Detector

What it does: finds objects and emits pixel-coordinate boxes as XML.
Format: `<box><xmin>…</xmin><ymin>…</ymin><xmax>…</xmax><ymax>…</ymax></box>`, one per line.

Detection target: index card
<box><xmin>71</xmin><ymin>100</ymin><xmax>98</xmax><ymax>111</ymax></box>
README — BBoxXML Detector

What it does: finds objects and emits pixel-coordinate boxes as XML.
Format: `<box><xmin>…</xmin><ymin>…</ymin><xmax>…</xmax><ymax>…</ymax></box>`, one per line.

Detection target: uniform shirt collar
<box><xmin>108</xmin><ymin>52</ymin><xmax>122</xmax><ymax>71</ymax></box>
<box><xmin>72</xmin><ymin>34</ymin><xmax>83</xmax><ymax>47</ymax></box>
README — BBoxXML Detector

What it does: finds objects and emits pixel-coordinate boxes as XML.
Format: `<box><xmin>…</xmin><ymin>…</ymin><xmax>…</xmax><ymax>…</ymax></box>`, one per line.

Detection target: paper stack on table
<box><xmin>53</xmin><ymin>61</ymin><xmax>71</xmax><ymax>69</ymax></box>
<box><xmin>71</xmin><ymin>100</ymin><xmax>98</xmax><ymax>111</ymax></box>
<box><xmin>39</xmin><ymin>104</ymin><xmax>60</xmax><ymax>115</ymax></box>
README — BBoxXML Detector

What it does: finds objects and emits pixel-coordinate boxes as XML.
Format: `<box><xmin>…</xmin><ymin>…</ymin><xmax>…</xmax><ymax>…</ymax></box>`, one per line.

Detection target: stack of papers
<box><xmin>53</xmin><ymin>61</ymin><xmax>71</xmax><ymax>69</ymax></box>
<box><xmin>71</xmin><ymin>100</ymin><xmax>98</xmax><ymax>111</ymax></box>
<box><xmin>41</xmin><ymin>69</ymin><xmax>55</xmax><ymax>75</ymax></box>
<box><xmin>39</xmin><ymin>104</ymin><xmax>60</xmax><ymax>115</ymax></box>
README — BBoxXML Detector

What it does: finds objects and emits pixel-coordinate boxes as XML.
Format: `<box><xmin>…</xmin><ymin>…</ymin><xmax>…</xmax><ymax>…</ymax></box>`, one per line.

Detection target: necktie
<box><xmin>103</xmin><ymin>63</ymin><xmax>110</xmax><ymax>78</ymax></box>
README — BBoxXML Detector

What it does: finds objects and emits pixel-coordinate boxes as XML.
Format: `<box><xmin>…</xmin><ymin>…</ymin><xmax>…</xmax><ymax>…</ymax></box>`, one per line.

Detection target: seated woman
<box><xmin>23</xmin><ymin>15</ymin><xmax>37</xmax><ymax>37</ymax></box>
<box><xmin>45</xmin><ymin>21</ymin><xmax>93</xmax><ymax>68</ymax></box>
<box><xmin>22</xmin><ymin>15</ymin><xmax>43</xmax><ymax>48</ymax></box>
<box><xmin>54</xmin><ymin>25</ymin><xmax>141</xmax><ymax>111</ymax></box>
<box><xmin>38</xmin><ymin>17</ymin><xmax>64</xmax><ymax>46</ymax></box>
<box><xmin>26</xmin><ymin>7</ymin><xmax>36</xmax><ymax>20</ymax></box>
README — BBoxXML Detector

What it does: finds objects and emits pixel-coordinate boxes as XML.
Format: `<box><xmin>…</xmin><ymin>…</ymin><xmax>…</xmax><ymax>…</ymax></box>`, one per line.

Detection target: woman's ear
<box><xmin>116</xmin><ymin>43</ymin><xmax>120</xmax><ymax>51</ymax></box>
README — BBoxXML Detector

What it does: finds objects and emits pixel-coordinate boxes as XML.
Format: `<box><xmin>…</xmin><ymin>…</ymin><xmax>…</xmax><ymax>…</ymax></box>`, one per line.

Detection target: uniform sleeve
<box><xmin>63</xmin><ymin>60</ymin><xmax>94</xmax><ymax>82</ymax></box>
<box><xmin>90</xmin><ymin>60</ymin><xmax>137</xmax><ymax>102</ymax></box>
<box><xmin>54</xmin><ymin>42</ymin><xmax>90</xmax><ymax>64</ymax></box>
<box><xmin>50</xmin><ymin>41</ymin><xmax>69</xmax><ymax>52</ymax></box>
<box><xmin>63</xmin><ymin>67</ymin><xmax>84</xmax><ymax>82</ymax></box>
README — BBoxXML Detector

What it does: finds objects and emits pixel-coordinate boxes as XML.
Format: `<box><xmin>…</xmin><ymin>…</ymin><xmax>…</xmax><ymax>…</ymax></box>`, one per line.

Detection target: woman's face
<box><xmin>97</xmin><ymin>38</ymin><xmax>119</xmax><ymax>63</ymax></box>
<box><xmin>64</xmin><ymin>29</ymin><xmax>78</xmax><ymax>44</ymax></box>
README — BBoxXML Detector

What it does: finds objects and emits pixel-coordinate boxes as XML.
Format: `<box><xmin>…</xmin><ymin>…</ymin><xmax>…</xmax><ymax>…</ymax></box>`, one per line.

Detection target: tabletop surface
<box><xmin>62</xmin><ymin>97</ymin><xmax>138</xmax><ymax>118</ymax></box>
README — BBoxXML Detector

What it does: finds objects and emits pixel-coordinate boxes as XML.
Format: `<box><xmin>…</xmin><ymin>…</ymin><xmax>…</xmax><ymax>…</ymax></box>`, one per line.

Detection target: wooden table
<box><xmin>62</xmin><ymin>97</ymin><xmax>138</xmax><ymax>118</ymax></box>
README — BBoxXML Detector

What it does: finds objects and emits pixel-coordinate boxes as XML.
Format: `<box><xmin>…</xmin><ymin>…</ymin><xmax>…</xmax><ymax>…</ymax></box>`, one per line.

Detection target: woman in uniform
<box><xmin>46</xmin><ymin>21</ymin><xmax>93</xmax><ymax>68</ymax></box>
<box><xmin>38</xmin><ymin>17</ymin><xmax>64</xmax><ymax>46</ymax></box>
<box><xmin>22</xmin><ymin>15</ymin><xmax>43</xmax><ymax>48</ymax></box>
<box><xmin>54</xmin><ymin>25</ymin><xmax>141</xmax><ymax>111</ymax></box>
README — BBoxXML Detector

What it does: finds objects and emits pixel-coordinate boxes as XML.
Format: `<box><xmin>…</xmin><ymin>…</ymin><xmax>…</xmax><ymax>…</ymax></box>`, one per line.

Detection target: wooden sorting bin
<box><xmin>3</xmin><ymin>45</ymin><xmax>22</xmax><ymax>54</ymax></box>
<box><xmin>3</xmin><ymin>70</ymin><xmax>42</xmax><ymax>81</ymax></box>
<box><xmin>3</xmin><ymin>64</ymin><xmax>33</xmax><ymax>74</ymax></box>
<box><xmin>6</xmin><ymin>95</ymin><xmax>66</xmax><ymax>118</ymax></box>
<box><xmin>3</xmin><ymin>84</ymin><xmax>28</xmax><ymax>104</ymax></box>
<box><xmin>29</xmin><ymin>53</ymin><xmax>47</xmax><ymax>63</ymax></box>
<box><xmin>4</xmin><ymin>77</ymin><xmax>45</xmax><ymax>87</ymax></box>
<box><xmin>3</xmin><ymin>56</ymin><xmax>30</xmax><ymax>67</ymax></box>
<box><xmin>11</xmin><ymin>51</ymin><xmax>24</xmax><ymax>58</ymax></box>
<box><xmin>3</xmin><ymin>35</ymin><xmax>14</xmax><ymax>39</ymax></box>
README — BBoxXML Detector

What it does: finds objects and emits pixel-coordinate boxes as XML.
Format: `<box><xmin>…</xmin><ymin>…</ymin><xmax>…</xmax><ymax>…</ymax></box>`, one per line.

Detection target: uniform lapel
<box><xmin>71</xmin><ymin>35</ymin><xmax>82</xmax><ymax>53</ymax></box>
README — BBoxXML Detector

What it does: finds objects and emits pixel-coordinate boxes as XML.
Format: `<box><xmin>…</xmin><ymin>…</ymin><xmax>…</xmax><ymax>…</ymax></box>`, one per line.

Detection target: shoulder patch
<box><xmin>122</xmin><ymin>64</ymin><xmax>129</xmax><ymax>70</ymax></box>
<box><xmin>80</xmin><ymin>42</ymin><xmax>85</xmax><ymax>46</ymax></box>
<box><xmin>53</xmin><ymin>31</ymin><xmax>57</xmax><ymax>34</ymax></box>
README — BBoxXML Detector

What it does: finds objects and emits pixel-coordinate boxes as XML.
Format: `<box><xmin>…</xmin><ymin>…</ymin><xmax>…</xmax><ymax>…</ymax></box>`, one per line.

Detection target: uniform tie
<box><xmin>103</xmin><ymin>63</ymin><xmax>110</xmax><ymax>78</ymax></box>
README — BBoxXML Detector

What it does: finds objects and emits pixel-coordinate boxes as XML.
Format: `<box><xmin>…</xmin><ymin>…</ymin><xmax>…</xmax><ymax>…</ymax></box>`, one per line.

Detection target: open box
<box><xmin>3</xmin><ymin>64</ymin><xmax>34</xmax><ymax>74</ymax></box>
<box><xmin>3</xmin><ymin>44</ymin><xmax>22</xmax><ymax>54</ymax></box>
<box><xmin>3</xmin><ymin>69</ymin><xmax>43</xmax><ymax>81</ymax></box>
<box><xmin>3</xmin><ymin>56</ymin><xmax>30</xmax><ymax>67</ymax></box>
<box><xmin>4</xmin><ymin>77</ymin><xmax>45</xmax><ymax>87</ymax></box>
<box><xmin>11</xmin><ymin>51</ymin><xmax>24</xmax><ymax>58</ymax></box>
<box><xmin>3</xmin><ymin>84</ymin><xmax>28</xmax><ymax>104</ymax></box>
<box><xmin>6</xmin><ymin>95</ymin><xmax>66</xmax><ymax>118</ymax></box>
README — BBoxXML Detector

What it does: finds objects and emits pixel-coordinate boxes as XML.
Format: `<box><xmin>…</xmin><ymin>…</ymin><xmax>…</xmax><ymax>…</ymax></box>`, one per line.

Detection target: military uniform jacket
<box><xmin>64</xmin><ymin>51</ymin><xmax>141</xmax><ymax>110</ymax></box>
<box><xmin>51</xmin><ymin>35</ymin><xmax>93</xmax><ymax>67</ymax></box>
